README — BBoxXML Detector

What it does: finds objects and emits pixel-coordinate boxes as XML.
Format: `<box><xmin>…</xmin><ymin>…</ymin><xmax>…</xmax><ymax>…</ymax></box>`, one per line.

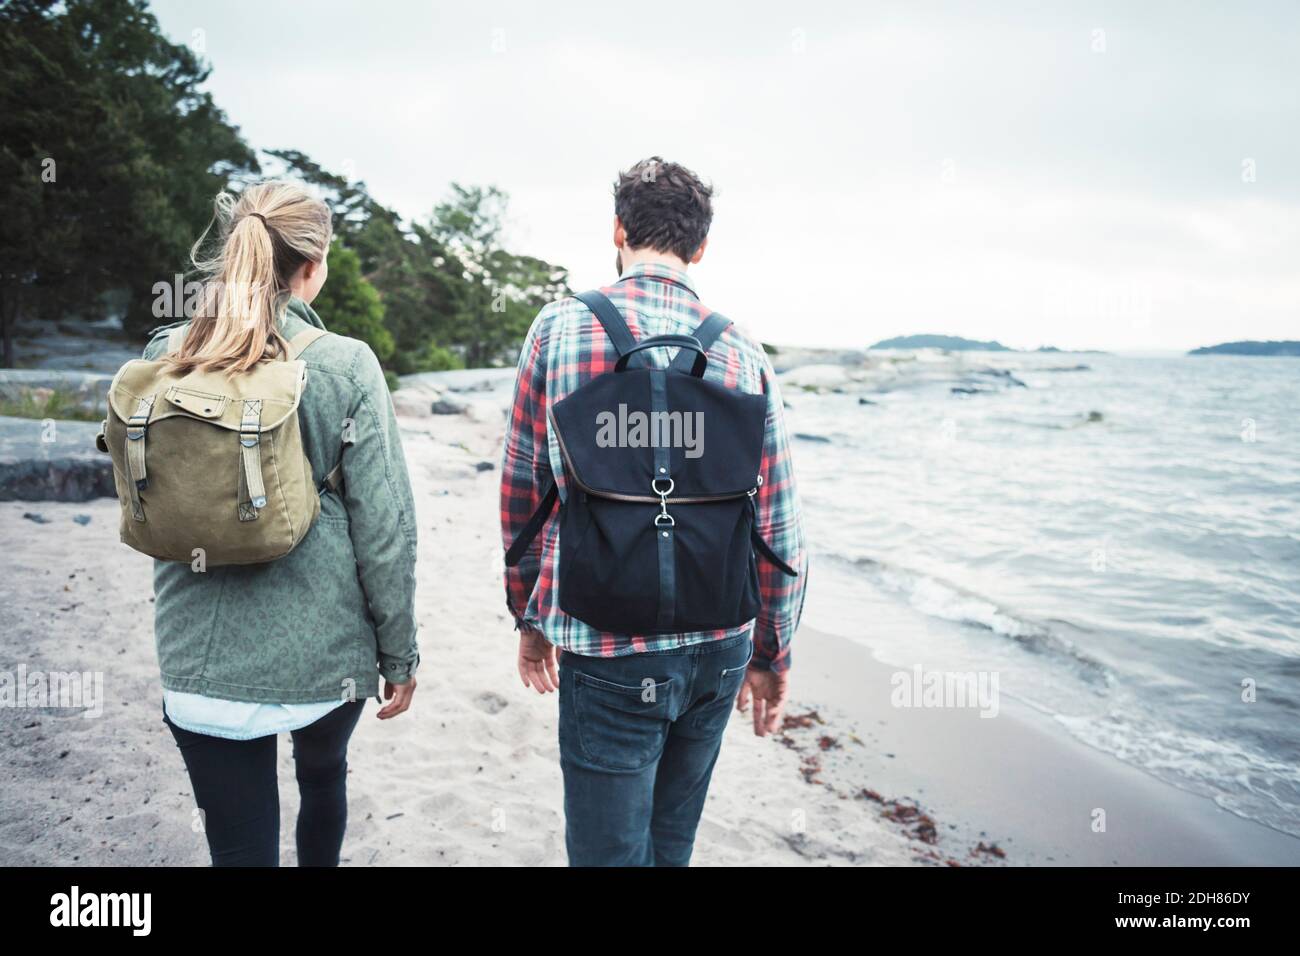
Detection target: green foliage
<box><xmin>0</xmin><ymin>388</ymin><xmax>102</xmax><ymax>422</ymax></box>
<box><xmin>0</xmin><ymin>0</ymin><xmax>259</xmax><ymax>361</ymax></box>
<box><xmin>271</xmin><ymin>156</ymin><xmax>568</xmax><ymax>372</ymax></box>
<box><xmin>0</xmin><ymin>4</ymin><xmax>568</xmax><ymax>375</ymax></box>
<box><xmin>308</xmin><ymin>239</ymin><xmax>392</xmax><ymax>360</ymax></box>
<box><xmin>417</xmin><ymin>342</ymin><xmax>464</xmax><ymax>372</ymax></box>
<box><xmin>430</xmin><ymin>185</ymin><xmax>570</xmax><ymax>367</ymax></box>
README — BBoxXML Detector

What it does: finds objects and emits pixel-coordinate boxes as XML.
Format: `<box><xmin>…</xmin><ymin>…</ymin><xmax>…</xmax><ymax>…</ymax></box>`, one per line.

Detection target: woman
<box><xmin>145</xmin><ymin>181</ymin><xmax>419</xmax><ymax>866</ymax></box>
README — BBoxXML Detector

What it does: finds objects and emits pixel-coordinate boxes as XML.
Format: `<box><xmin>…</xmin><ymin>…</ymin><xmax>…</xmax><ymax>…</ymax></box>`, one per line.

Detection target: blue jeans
<box><xmin>558</xmin><ymin>633</ymin><xmax>754</xmax><ymax>866</ymax></box>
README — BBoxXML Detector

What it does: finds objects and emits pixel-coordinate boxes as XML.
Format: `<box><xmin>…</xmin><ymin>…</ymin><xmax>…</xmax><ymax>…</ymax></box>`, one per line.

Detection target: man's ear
<box><xmin>689</xmin><ymin>237</ymin><xmax>708</xmax><ymax>265</ymax></box>
<box><xmin>614</xmin><ymin>216</ymin><xmax>627</xmax><ymax>249</ymax></box>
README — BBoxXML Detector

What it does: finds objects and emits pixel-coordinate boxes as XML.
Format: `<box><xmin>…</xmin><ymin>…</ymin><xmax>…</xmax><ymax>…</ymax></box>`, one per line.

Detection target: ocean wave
<box><xmin>1055</xmin><ymin>713</ymin><xmax>1300</xmax><ymax>838</ymax></box>
<box><xmin>844</xmin><ymin>554</ymin><xmax>1114</xmax><ymax>685</ymax></box>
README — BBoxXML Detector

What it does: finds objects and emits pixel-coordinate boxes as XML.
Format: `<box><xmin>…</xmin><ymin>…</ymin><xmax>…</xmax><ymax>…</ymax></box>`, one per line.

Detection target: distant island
<box><xmin>1188</xmin><ymin>340</ymin><xmax>1300</xmax><ymax>356</ymax></box>
<box><xmin>868</xmin><ymin>334</ymin><xmax>1095</xmax><ymax>353</ymax></box>
<box><xmin>869</xmin><ymin>334</ymin><xmax>1011</xmax><ymax>351</ymax></box>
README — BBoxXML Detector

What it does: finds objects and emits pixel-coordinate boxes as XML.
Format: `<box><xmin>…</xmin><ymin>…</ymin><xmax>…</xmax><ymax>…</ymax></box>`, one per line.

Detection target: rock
<box><xmin>1087</xmin><ymin>410</ymin><xmax>1104</xmax><ymax>422</ymax></box>
<box><xmin>950</xmin><ymin>386</ymin><xmax>986</xmax><ymax>395</ymax></box>
<box><xmin>73</xmin><ymin>514</ymin><xmax>92</xmax><ymax>525</ymax></box>
<box><xmin>794</xmin><ymin>432</ymin><xmax>832</xmax><ymax>444</ymax></box>
<box><xmin>430</xmin><ymin>396</ymin><xmax>468</xmax><ymax>415</ymax></box>
<box><xmin>475</xmin><ymin>461</ymin><xmax>495</xmax><ymax>472</ymax></box>
<box><xmin>22</xmin><ymin>512</ymin><xmax>51</xmax><ymax>524</ymax></box>
<box><xmin>0</xmin><ymin>369</ymin><xmax>114</xmax><ymax>417</ymax></box>
<box><xmin>858</xmin><ymin>397</ymin><xmax>877</xmax><ymax>406</ymax></box>
<box><xmin>390</xmin><ymin>391</ymin><xmax>433</xmax><ymax>419</ymax></box>
<box><xmin>779</xmin><ymin>364</ymin><xmax>856</xmax><ymax>391</ymax></box>
<box><xmin>399</xmin><ymin>368</ymin><xmax>516</xmax><ymax>393</ymax></box>
<box><xmin>0</xmin><ymin>416</ymin><xmax>116</xmax><ymax>502</ymax></box>
<box><xmin>977</xmin><ymin>368</ymin><xmax>1027</xmax><ymax>387</ymax></box>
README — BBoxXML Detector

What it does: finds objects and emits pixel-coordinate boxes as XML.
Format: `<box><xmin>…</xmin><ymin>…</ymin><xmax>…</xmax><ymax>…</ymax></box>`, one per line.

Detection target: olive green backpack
<box><xmin>97</xmin><ymin>326</ymin><xmax>341</xmax><ymax>566</ymax></box>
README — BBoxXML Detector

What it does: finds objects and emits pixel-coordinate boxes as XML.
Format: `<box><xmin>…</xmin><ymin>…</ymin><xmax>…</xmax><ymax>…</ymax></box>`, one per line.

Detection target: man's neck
<box><xmin>619</xmin><ymin>248</ymin><xmax>691</xmax><ymax>276</ymax></box>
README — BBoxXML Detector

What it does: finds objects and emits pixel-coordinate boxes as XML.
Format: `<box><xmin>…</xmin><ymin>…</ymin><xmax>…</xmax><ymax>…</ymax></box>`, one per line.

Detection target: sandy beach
<box><xmin>0</xmin><ymin>386</ymin><xmax>930</xmax><ymax>868</ymax></box>
<box><xmin>5</xmin><ymin>360</ymin><xmax>1299</xmax><ymax>867</ymax></box>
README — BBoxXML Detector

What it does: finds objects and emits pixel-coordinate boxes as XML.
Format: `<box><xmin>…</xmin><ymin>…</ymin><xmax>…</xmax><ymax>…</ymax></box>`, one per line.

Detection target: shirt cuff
<box><xmin>379</xmin><ymin>650</ymin><xmax>419</xmax><ymax>684</ymax></box>
<box><xmin>750</xmin><ymin>642</ymin><xmax>792</xmax><ymax>674</ymax></box>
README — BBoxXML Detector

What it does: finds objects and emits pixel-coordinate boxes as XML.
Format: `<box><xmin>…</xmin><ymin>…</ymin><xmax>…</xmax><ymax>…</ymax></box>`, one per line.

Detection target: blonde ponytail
<box><xmin>169</xmin><ymin>181</ymin><xmax>332</xmax><ymax>374</ymax></box>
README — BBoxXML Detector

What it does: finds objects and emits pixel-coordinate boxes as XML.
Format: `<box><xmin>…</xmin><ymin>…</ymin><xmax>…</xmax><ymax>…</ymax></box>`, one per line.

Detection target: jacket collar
<box><xmin>283</xmin><ymin>296</ymin><xmax>326</xmax><ymax>333</ymax></box>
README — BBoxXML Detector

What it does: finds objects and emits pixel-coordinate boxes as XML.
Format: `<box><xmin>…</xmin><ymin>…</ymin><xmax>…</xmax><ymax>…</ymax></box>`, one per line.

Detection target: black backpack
<box><xmin>506</xmin><ymin>290</ymin><xmax>798</xmax><ymax>635</ymax></box>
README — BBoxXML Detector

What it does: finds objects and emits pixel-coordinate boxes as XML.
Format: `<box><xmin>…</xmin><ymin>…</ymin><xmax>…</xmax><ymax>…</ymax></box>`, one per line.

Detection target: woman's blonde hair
<box><xmin>169</xmin><ymin>181</ymin><xmax>332</xmax><ymax>374</ymax></box>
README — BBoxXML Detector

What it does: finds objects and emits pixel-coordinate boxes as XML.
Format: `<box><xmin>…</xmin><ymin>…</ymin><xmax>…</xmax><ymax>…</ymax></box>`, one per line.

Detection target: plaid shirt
<box><xmin>499</xmin><ymin>262</ymin><xmax>806</xmax><ymax>672</ymax></box>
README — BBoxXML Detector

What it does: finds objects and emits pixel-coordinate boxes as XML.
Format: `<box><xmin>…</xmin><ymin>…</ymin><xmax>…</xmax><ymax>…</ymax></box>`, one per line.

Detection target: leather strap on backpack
<box><xmin>574</xmin><ymin>291</ymin><xmax>642</xmax><ymax>366</ymax></box>
<box><xmin>505</xmin><ymin>480</ymin><xmax>558</xmax><ymax>567</ymax></box>
<box><xmin>575</xmin><ymin>289</ymin><xmax>731</xmax><ymax>377</ymax></box>
<box><xmin>672</xmin><ymin>312</ymin><xmax>731</xmax><ymax>371</ymax></box>
<box><xmin>286</xmin><ymin>327</ymin><xmax>329</xmax><ymax>359</ymax></box>
<box><xmin>748</xmin><ymin>494</ymin><xmax>799</xmax><ymax>577</ymax></box>
<box><xmin>283</xmin><ymin>327</ymin><xmax>347</xmax><ymax>497</ymax></box>
<box><xmin>166</xmin><ymin>325</ymin><xmax>188</xmax><ymax>354</ymax></box>
<box><xmin>123</xmin><ymin>395</ymin><xmax>155</xmax><ymax>522</ymax></box>
<box><xmin>237</xmin><ymin>399</ymin><xmax>267</xmax><ymax>521</ymax></box>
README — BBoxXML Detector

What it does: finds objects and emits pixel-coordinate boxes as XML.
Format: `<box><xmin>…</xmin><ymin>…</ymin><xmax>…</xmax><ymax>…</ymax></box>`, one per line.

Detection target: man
<box><xmin>500</xmin><ymin>157</ymin><xmax>806</xmax><ymax>866</ymax></box>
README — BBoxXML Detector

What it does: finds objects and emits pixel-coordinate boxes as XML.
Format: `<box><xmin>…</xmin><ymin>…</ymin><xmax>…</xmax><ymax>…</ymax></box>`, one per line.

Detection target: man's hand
<box><xmin>736</xmin><ymin>668</ymin><xmax>789</xmax><ymax>736</ymax></box>
<box><xmin>377</xmin><ymin>677</ymin><xmax>416</xmax><ymax>720</ymax></box>
<box><xmin>517</xmin><ymin>629</ymin><xmax>559</xmax><ymax>694</ymax></box>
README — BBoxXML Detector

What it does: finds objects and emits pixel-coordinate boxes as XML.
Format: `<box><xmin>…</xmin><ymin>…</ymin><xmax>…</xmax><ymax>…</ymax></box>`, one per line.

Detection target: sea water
<box><xmin>787</xmin><ymin>351</ymin><xmax>1300</xmax><ymax>837</ymax></box>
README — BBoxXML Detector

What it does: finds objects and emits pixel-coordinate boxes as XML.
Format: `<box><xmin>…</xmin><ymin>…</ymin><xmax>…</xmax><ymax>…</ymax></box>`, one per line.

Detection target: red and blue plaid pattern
<box><xmin>499</xmin><ymin>262</ymin><xmax>806</xmax><ymax>672</ymax></box>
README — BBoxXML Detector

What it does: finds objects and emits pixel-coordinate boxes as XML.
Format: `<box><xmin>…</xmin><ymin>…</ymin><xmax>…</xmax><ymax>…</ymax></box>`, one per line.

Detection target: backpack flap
<box><xmin>550</xmin><ymin>367</ymin><xmax>767</xmax><ymax>502</ymax></box>
<box><xmin>107</xmin><ymin>359</ymin><xmax>307</xmax><ymax>434</ymax></box>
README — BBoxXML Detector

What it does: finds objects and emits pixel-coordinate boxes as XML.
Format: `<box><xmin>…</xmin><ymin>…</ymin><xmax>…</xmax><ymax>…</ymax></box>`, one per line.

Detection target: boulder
<box><xmin>0</xmin><ymin>416</ymin><xmax>116</xmax><ymax>501</ymax></box>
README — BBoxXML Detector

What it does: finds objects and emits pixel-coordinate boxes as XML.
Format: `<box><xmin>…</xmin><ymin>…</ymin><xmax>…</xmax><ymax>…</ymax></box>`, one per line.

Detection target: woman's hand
<box><xmin>376</xmin><ymin>677</ymin><xmax>416</xmax><ymax>719</ymax></box>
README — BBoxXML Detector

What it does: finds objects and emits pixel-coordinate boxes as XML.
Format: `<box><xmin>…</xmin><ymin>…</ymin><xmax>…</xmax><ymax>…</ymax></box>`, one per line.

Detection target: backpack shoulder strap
<box><xmin>573</xmin><ymin>290</ymin><xmax>641</xmax><ymax>365</ymax></box>
<box><xmin>287</xmin><ymin>327</ymin><xmax>330</xmax><ymax>359</ymax></box>
<box><xmin>321</xmin><ymin>462</ymin><xmax>344</xmax><ymax>496</ymax></box>
<box><xmin>669</xmin><ymin>311</ymin><xmax>732</xmax><ymax>373</ymax></box>
<box><xmin>284</xmin><ymin>326</ymin><xmax>341</xmax><ymax>494</ymax></box>
<box><xmin>166</xmin><ymin>325</ymin><xmax>188</xmax><ymax>354</ymax></box>
<box><xmin>504</xmin><ymin>480</ymin><xmax>558</xmax><ymax>567</ymax></box>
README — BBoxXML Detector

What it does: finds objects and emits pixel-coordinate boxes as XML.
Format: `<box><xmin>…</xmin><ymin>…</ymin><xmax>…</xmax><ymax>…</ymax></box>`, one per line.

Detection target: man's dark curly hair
<box><xmin>613</xmin><ymin>157</ymin><xmax>714</xmax><ymax>261</ymax></box>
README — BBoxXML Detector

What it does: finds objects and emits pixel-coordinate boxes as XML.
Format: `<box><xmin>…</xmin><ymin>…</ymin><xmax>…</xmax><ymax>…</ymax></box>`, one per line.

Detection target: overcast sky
<box><xmin>151</xmin><ymin>0</ymin><xmax>1298</xmax><ymax>351</ymax></box>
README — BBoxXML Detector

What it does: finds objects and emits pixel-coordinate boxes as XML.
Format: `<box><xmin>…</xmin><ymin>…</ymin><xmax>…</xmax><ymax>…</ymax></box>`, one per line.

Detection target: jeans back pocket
<box><xmin>572</xmin><ymin>671</ymin><xmax>673</xmax><ymax>772</ymax></box>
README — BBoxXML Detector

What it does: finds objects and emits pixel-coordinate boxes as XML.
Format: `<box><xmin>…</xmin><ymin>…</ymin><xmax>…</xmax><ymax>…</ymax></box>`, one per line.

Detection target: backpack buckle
<box><xmin>653</xmin><ymin>477</ymin><xmax>674</xmax><ymax>527</ymax></box>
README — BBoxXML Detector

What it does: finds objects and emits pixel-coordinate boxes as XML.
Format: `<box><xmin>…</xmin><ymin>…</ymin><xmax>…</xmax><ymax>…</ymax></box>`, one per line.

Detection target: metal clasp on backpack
<box><xmin>653</xmin><ymin>477</ymin><xmax>674</xmax><ymax>528</ymax></box>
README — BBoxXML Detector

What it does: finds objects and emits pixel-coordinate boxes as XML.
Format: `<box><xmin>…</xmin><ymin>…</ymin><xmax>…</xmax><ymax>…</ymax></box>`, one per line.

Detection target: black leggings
<box><xmin>164</xmin><ymin>699</ymin><xmax>365</xmax><ymax>867</ymax></box>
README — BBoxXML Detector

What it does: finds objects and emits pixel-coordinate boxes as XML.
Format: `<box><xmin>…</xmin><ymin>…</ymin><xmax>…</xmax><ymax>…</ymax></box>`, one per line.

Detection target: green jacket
<box><xmin>143</xmin><ymin>299</ymin><xmax>419</xmax><ymax>703</ymax></box>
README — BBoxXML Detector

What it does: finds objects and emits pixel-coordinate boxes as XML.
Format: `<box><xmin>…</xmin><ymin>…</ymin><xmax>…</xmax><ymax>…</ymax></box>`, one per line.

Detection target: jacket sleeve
<box><xmin>499</xmin><ymin>314</ymin><xmax>550</xmax><ymax>632</ymax></box>
<box><xmin>748</xmin><ymin>353</ymin><xmax>808</xmax><ymax>674</ymax></box>
<box><xmin>343</xmin><ymin>344</ymin><xmax>420</xmax><ymax>683</ymax></box>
